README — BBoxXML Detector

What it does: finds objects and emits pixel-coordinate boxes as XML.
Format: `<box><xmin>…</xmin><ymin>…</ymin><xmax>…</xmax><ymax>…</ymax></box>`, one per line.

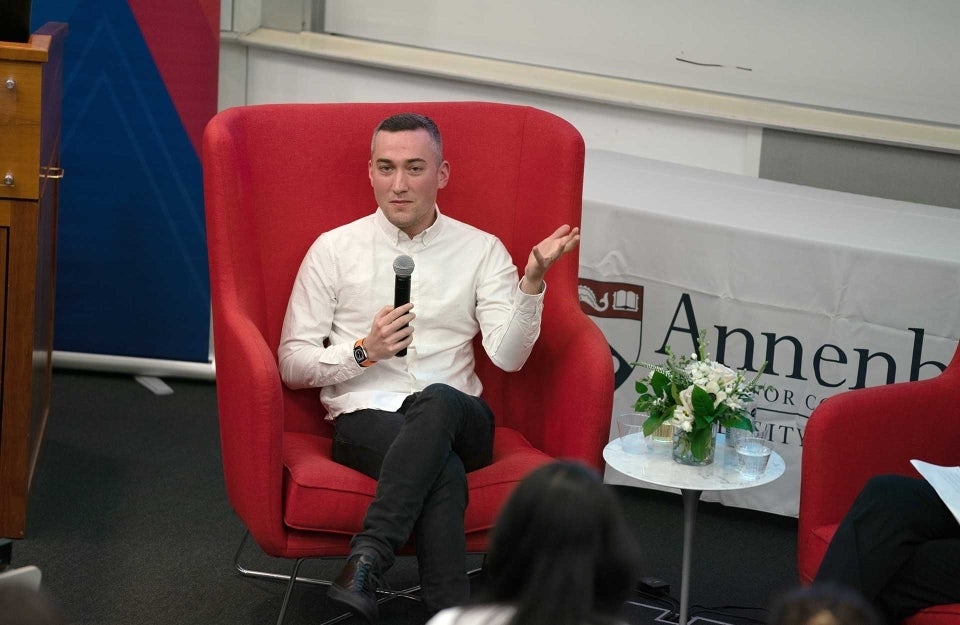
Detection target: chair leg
<box><xmin>233</xmin><ymin>529</ymin><xmax>331</xmax><ymax>588</ymax></box>
<box><xmin>231</xmin><ymin>529</ymin><xmax>426</xmax><ymax>624</ymax></box>
<box><xmin>276</xmin><ymin>558</ymin><xmax>304</xmax><ymax>625</ymax></box>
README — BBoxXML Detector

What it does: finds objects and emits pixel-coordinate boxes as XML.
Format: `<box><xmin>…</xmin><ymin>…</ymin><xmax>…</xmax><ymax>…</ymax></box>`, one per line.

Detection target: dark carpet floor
<box><xmin>7</xmin><ymin>370</ymin><xmax>799</xmax><ymax>625</ymax></box>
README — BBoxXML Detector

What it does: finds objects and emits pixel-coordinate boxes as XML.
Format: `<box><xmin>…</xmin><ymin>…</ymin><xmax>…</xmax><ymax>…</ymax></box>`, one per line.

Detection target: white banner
<box><xmin>580</xmin><ymin>151</ymin><xmax>960</xmax><ymax>517</ymax></box>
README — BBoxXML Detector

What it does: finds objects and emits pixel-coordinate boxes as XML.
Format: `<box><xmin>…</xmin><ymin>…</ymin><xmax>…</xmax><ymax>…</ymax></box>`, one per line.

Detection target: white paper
<box><xmin>911</xmin><ymin>459</ymin><xmax>960</xmax><ymax>526</ymax></box>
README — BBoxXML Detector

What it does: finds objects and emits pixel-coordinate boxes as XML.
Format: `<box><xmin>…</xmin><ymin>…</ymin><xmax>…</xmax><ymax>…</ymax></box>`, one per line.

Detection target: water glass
<box><xmin>735</xmin><ymin>436</ymin><xmax>772</xmax><ymax>478</ymax></box>
<box><xmin>726</xmin><ymin>425</ymin><xmax>748</xmax><ymax>448</ymax></box>
<box><xmin>617</xmin><ymin>412</ymin><xmax>648</xmax><ymax>454</ymax></box>
<box><xmin>727</xmin><ymin>420</ymin><xmax>771</xmax><ymax>448</ymax></box>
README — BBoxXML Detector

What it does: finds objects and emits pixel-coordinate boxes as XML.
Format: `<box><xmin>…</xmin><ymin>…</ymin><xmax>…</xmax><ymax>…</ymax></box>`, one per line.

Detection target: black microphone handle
<box><xmin>394</xmin><ymin>275</ymin><xmax>411</xmax><ymax>357</ymax></box>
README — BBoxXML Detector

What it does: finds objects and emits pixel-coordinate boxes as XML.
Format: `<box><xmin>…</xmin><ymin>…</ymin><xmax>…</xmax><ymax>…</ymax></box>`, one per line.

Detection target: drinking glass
<box><xmin>617</xmin><ymin>412</ymin><xmax>648</xmax><ymax>454</ymax></box>
<box><xmin>736</xmin><ymin>436</ymin><xmax>772</xmax><ymax>478</ymax></box>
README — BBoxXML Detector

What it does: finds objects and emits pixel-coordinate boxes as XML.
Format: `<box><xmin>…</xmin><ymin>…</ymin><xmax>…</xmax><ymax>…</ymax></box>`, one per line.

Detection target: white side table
<box><xmin>604</xmin><ymin>434</ymin><xmax>785</xmax><ymax>625</ymax></box>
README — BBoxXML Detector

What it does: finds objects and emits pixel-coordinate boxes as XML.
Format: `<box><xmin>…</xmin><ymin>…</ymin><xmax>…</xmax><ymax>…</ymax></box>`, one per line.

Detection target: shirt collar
<box><xmin>374</xmin><ymin>205</ymin><xmax>445</xmax><ymax>247</ymax></box>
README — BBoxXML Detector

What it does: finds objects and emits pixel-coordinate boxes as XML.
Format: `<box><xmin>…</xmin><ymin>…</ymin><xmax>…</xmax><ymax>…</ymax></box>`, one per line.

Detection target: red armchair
<box><xmin>799</xmin><ymin>341</ymin><xmax>960</xmax><ymax>625</ymax></box>
<box><xmin>201</xmin><ymin>102</ymin><xmax>613</xmax><ymax>623</ymax></box>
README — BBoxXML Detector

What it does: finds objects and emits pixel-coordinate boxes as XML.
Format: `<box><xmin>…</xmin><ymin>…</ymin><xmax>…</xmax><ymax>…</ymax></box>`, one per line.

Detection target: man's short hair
<box><xmin>372</xmin><ymin>113</ymin><xmax>443</xmax><ymax>159</ymax></box>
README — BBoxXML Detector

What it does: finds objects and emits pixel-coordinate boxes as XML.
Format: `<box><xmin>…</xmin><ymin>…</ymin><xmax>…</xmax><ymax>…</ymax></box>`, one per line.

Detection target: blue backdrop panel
<box><xmin>32</xmin><ymin>0</ymin><xmax>211</xmax><ymax>362</ymax></box>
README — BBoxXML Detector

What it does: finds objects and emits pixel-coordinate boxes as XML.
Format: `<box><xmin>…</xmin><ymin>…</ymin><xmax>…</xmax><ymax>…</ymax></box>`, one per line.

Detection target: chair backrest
<box><xmin>202</xmin><ymin>102</ymin><xmax>586</xmax><ymax>436</ymax></box>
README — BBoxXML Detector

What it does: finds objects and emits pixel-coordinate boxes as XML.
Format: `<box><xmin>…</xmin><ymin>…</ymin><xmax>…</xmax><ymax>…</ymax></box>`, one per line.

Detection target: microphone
<box><xmin>393</xmin><ymin>255</ymin><xmax>415</xmax><ymax>357</ymax></box>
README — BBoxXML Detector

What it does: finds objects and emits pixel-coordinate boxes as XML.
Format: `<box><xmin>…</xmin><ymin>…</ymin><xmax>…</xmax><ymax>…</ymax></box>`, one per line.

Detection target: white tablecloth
<box><xmin>579</xmin><ymin>150</ymin><xmax>960</xmax><ymax>516</ymax></box>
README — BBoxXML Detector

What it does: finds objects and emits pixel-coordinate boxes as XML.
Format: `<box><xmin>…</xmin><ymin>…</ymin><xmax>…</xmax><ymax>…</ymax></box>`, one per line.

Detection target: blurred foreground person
<box><xmin>0</xmin><ymin>584</ymin><xmax>67</xmax><ymax>625</ymax></box>
<box><xmin>769</xmin><ymin>583</ymin><xmax>882</xmax><ymax>625</ymax></box>
<box><xmin>426</xmin><ymin>460</ymin><xmax>641</xmax><ymax>625</ymax></box>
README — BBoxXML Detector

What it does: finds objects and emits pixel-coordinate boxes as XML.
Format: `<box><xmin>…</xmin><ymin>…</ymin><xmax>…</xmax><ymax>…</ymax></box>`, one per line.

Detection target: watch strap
<box><xmin>353</xmin><ymin>338</ymin><xmax>376</xmax><ymax>367</ymax></box>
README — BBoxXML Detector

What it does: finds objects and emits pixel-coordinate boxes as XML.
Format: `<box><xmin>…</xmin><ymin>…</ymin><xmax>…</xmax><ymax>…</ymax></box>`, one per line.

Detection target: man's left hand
<box><xmin>521</xmin><ymin>225</ymin><xmax>580</xmax><ymax>295</ymax></box>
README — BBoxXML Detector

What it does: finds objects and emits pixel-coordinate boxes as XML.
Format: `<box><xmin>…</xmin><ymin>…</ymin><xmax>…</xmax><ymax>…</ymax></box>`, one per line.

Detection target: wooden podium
<box><xmin>0</xmin><ymin>22</ymin><xmax>66</xmax><ymax>539</ymax></box>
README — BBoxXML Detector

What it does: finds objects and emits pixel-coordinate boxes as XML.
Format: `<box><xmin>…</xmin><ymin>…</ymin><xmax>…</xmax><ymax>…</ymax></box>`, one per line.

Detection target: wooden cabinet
<box><xmin>0</xmin><ymin>23</ymin><xmax>66</xmax><ymax>539</ymax></box>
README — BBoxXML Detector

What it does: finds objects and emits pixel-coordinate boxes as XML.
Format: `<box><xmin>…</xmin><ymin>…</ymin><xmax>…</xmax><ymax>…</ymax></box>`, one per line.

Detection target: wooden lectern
<box><xmin>0</xmin><ymin>22</ymin><xmax>66</xmax><ymax>539</ymax></box>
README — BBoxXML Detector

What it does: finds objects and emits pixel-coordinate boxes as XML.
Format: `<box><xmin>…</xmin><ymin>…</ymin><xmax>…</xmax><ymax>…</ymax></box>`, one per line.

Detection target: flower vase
<box><xmin>672</xmin><ymin>421</ymin><xmax>718</xmax><ymax>466</ymax></box>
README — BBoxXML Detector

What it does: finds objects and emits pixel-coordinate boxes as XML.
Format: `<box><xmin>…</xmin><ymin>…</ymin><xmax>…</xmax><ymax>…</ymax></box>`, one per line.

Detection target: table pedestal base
<box><xmin>602</xmin><ymin>435</ymin><xmax>785</xmax><ymax>625</ymax></box>
<box><xmin>679</xmin><ymin>489</ymin><xmax>702</xmax><ymax>625</ymax></box>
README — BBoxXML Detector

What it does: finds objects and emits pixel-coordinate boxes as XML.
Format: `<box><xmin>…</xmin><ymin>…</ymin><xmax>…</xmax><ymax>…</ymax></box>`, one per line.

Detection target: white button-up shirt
<box><xmin>278</xmin><ymin>207</ymin><xmax>544</xmax><ymax>419</ymax></box>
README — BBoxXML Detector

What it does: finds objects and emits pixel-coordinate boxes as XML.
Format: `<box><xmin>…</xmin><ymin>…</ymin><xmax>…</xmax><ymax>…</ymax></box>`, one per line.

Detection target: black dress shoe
<box><xmin>327</xmin><ymin>553</ymin><xmax>380</xmax><ymax>623</ymax></box>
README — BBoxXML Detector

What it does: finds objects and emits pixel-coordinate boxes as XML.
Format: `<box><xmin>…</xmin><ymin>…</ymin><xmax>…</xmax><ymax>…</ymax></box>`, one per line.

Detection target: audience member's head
<box><xmin>0</xmin><ymin>584</ymin><xmax>67</xmax><ymax>625</ymax></box>
<box><xmin>769</xmin><ymin>583</ymin><xmax>883</xmax><ymax>625</ymax></box>
<box><xmin>480</xmin><ymin>459</ymin><xmax>641</xmax><ymax>625</ymax></box>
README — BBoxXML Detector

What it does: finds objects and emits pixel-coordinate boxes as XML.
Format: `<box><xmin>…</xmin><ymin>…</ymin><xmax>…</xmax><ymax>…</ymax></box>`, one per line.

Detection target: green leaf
<box><xmin>634</xmin><ymin>396</ymin><xmax>656</xmax><ymax>412</ymax></box>
<box><xmin>650</xmin><ymin>371</ymin><xmax>670</xmax><ymax>396</ymax></box>
<box><xmin>642</xmin><ymin>414</ymin><xmax>667</xmax><ymax>437</ymax></box>
<box><xmin>691</xmin><ymin>385</ymin><xmax>715</xmax><ymax>417</ymax></box>
<box><xmin>691</xmin><ymin>428</ymin><xmax>710</xmax><ymax>459</ymax></box>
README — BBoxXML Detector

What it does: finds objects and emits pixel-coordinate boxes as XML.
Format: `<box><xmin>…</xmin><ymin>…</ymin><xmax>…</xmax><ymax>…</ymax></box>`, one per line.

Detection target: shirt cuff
<box><xmin>516</xmin><ymin>279</ymin><xmax>546</xmax><ymax>306</ymax></box>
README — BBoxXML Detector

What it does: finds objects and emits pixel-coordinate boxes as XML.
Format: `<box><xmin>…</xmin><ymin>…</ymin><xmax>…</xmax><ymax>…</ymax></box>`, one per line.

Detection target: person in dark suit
<box><xmin>814</xmin><ymin>474</ymin><xmax>960</xmax><ymax>623</ymax></box>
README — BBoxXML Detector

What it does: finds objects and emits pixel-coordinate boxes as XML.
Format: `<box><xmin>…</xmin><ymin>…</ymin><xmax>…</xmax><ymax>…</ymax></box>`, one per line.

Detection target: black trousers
<box><xmin>332</xmin><ymin>383</ymin><xmax>495</xmax><ymax>611</ymax></box>
<box><xmin>815</xmin><ymin>474</ymin><xmax>960</xmax><ymax>623</ymax></box>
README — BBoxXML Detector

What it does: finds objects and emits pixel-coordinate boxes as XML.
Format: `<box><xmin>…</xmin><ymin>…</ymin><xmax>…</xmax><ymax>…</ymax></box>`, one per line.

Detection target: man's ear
<box><xmin>438</xmin><ymin>160</ymin><xmax>450</xmax><ymax>189</ymax></box>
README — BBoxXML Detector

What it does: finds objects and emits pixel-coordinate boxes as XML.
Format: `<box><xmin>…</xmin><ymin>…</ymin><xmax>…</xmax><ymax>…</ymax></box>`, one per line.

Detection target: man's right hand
<box><xmin>362</xmin><ymin>303</ymin><xmax>415</xmax><ymax>361</ymax></box>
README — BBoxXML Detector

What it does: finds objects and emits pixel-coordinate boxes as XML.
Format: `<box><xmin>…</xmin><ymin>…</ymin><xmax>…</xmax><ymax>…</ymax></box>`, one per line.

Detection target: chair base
<box><xmin>231</xmin><ymin>530</ymin><xmax>429</xmax><ymax>625</ymax></box>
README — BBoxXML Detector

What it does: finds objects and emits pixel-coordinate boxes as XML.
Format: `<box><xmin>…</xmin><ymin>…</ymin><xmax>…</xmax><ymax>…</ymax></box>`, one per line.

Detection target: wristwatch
<box><xmin>353</xmin><ymin>338</ymin><xmax>376</xmax><ymax>368</ymax></box>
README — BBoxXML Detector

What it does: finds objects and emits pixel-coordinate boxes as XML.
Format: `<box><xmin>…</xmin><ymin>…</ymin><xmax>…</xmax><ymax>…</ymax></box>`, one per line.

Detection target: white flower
<box><xmin>708</xmin><ymin>361</ymin><xmax>738</xmax><ymax>386</ymax></box>
<box><xmin>678</xmin><ymin>386</ymin><xmax>695</xmax><ymax>414</ymax></box>
<box><xmin>635</xmin><ymin>338</ymin><xmax>765</xmax><ymax>443</ymax></box>
<box><xmin>714</xmin><ymin>391</ymin><xmax>728</xmax><ymax>407</ymax></box>
<box><xmin>672</xmin><ymin>405</ymin><xmax>694</xmax><ymax>432</ymax></box>
<box><xmin>672</xmin><ymin>403</ymin><xmax>694</xmax><ymax>432</ymax></box>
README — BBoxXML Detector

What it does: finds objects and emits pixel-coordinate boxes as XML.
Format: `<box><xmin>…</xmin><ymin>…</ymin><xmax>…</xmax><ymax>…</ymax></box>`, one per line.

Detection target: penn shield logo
<box><xmin>578</xmin><ymin>278</ymin><xmax>644</xmax><ymax>390</ymax></box>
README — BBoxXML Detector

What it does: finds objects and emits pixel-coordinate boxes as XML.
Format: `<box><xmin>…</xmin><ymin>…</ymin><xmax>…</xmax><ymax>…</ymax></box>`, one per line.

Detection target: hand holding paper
<box><xmin>911</xmin><ymin>459</ymin><xmax>960</xmax><ymax>526</ymax></box>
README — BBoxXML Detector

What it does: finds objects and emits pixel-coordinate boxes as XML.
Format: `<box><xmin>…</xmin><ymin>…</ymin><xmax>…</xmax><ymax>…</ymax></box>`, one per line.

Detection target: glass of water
<box><xmin>735</xmin><ymin>436</ymin><xmax>772</xmax><ymax>478</ymax></box>
<box><xmin>617</xmin><ymin>412</ymin><xmax>648</xmax><ymax>454</ymax></box>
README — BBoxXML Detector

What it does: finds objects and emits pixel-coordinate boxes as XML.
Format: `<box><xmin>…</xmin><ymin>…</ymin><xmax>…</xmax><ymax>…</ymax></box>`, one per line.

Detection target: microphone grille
<box><xmin>393</xmin><ymin>255</ymin><xmax>415</xmax><ymax>277</ymax></box>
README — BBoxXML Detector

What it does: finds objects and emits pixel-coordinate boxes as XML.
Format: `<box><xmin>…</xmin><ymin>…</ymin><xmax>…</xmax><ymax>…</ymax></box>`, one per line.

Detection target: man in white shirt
<box><xmin>278</xmin><ymin>112</ymin><xmax>580</xmax><ymax>622</ymax></box>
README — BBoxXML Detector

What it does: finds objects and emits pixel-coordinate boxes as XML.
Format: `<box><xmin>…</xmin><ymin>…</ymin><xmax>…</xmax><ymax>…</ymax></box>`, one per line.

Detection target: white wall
<box><xmin>218</xmin><ymin>1</ymin><xmax>960</xmax><ymax>179</ymax></box>
<box><xmin>218</xmin><ymin>41</ymin><xmax>764</xmax><ymax>175</ymax></box>
<box><xmin>324</xmin><ymin>0</ymin><xmax>960</xmax><ymax>127</ymax></box>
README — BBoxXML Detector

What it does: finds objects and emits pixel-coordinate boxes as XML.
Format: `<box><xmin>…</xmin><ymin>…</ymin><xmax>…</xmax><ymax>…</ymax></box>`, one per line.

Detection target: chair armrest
<box><xmin>799</xmin><ymin>366</ymin><xmax>960</xmax><ymax>580</ymax></box>
<box><xmin>506</xmin><ymin>301</ymin><xmax>613</xmax><ymax>469</ymax></box>
<box><xmin>802</xmin><ymin>371</ymin><xmax>960</xmax><ymax>525</ymax></box>
<box><xmin>212</xmin><ymin>307</ymin><xmax>288</xmax><ymax>554</ymax></box>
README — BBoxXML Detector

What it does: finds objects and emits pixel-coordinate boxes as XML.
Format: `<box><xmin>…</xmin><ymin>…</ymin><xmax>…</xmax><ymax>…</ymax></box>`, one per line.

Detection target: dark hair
<box><xmin>371</xmin><ymin>112</ymin><xmax>443</xmax><ymax>159</ymax></box>
<box><xmin>477</xmin><ymin>460</ymin><xmax>641</xmax><ymax>625</ymax></box>
<box><xmin>768</xmin><ymin>583</ymin><xmax>883</xmax><ymax>625</ymax></box>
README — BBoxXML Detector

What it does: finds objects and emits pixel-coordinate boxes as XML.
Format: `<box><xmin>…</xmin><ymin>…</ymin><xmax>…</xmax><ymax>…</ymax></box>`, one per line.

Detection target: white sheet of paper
<box><xmin>911</xmin><ymin>459</ymin><xmax>960</xmax><ymax>526</ymax></box>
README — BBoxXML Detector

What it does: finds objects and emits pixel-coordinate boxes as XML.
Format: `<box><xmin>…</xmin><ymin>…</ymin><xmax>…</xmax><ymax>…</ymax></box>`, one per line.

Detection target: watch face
<box><xmin>354</xmin><ymin>344</ymin><xmax>367</xmax><ymax>365</ymax></box>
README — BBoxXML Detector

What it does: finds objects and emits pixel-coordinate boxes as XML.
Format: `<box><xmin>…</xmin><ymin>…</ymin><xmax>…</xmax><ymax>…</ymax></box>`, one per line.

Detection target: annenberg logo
<box><xmin>578</xmin><ymin>278</ymin><xmax>644</xmax><ymax>390</ymax></box>
<box><xmin>578</xmin><ymin>283</ymin><xmax>951</xmax><ymax>428</ymax></box>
